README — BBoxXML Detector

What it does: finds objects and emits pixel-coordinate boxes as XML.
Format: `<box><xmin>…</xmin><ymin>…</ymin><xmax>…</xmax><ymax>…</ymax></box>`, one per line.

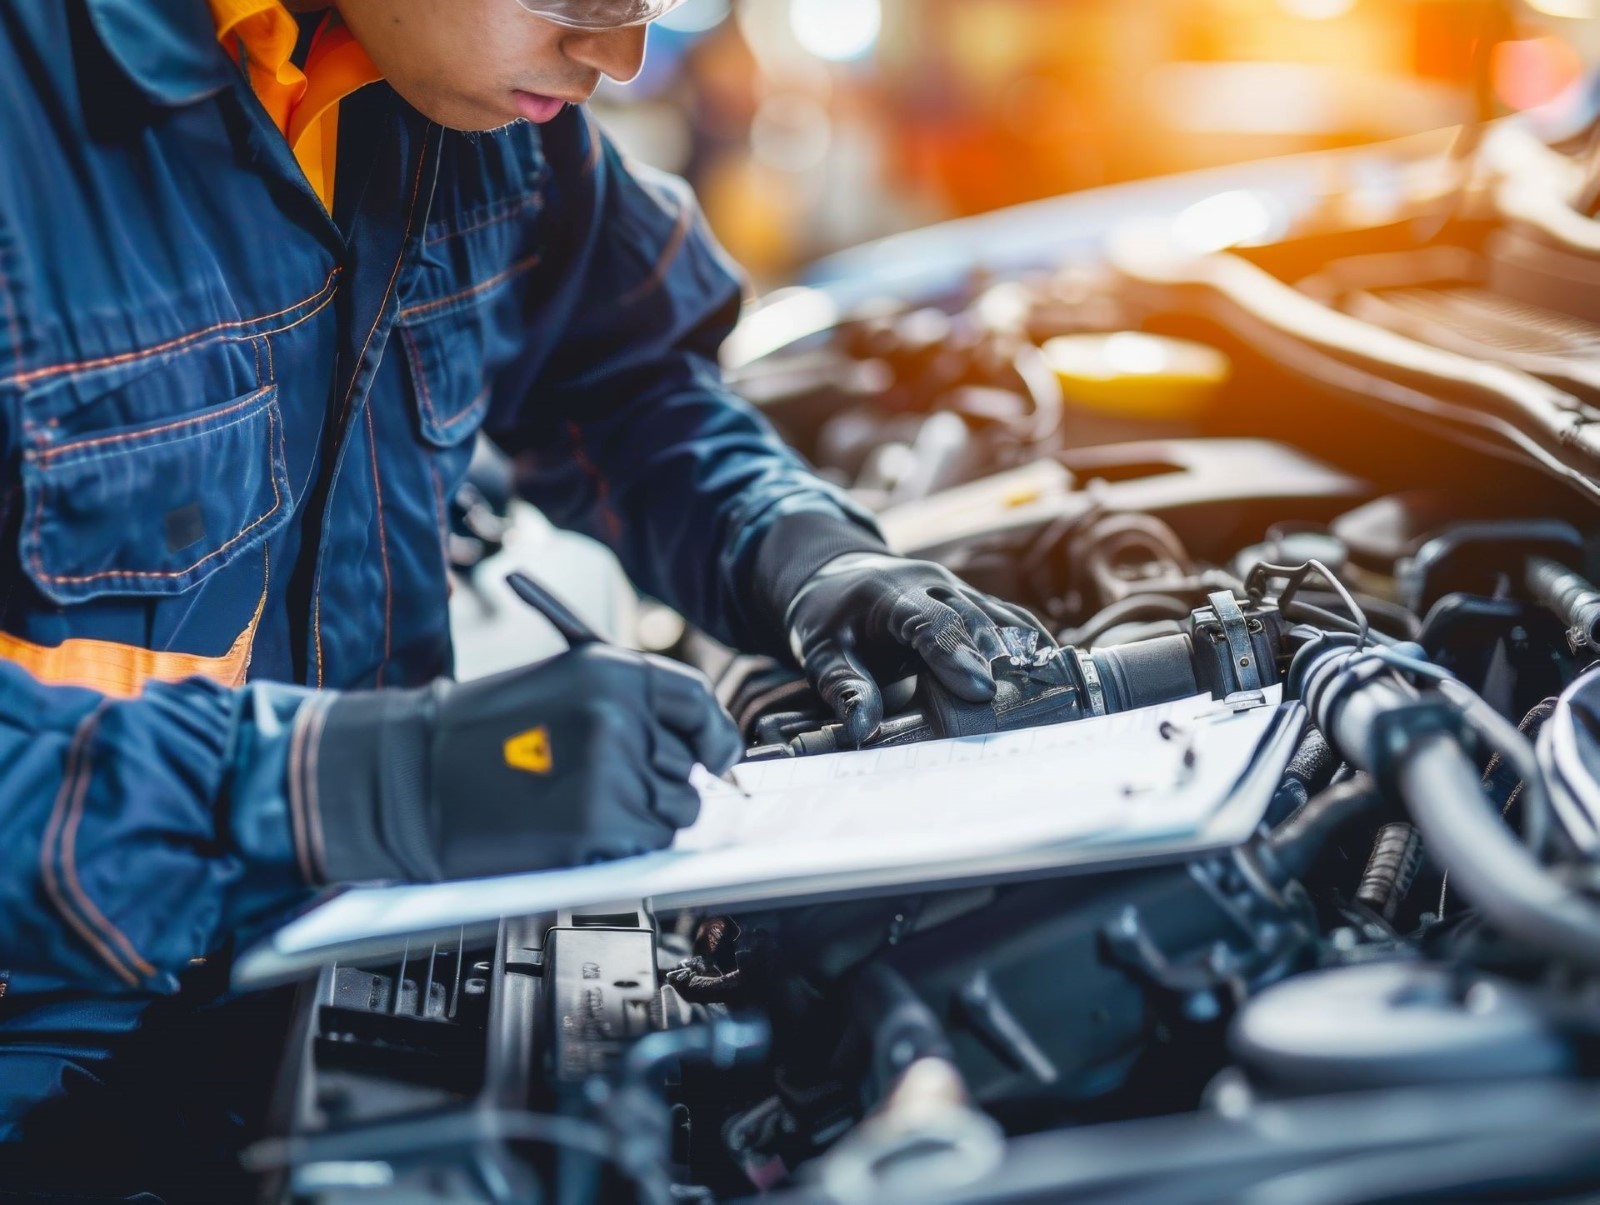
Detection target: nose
<box><xmin>564</xmin><ymin>25</ymin><xmax>648</xmax><ymax>85</ymax></box>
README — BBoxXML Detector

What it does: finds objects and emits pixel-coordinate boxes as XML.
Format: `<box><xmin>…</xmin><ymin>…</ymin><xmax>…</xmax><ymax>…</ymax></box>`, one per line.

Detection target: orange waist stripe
<box><xmin>0</xmin><ymin>591</ymin><xmax>266</xmax><ymax>699</ymax></box>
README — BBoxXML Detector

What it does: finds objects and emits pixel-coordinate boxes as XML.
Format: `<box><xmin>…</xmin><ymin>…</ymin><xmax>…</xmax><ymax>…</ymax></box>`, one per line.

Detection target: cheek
<box><xmin>494</xmin><ymin>15</ymin><xmax>578</xmax><ymax>79</ymax></box>
<box><xmin>469</xmin><ymin>5</ymin><xmax>565</xmax><ymax>64</ymax></box>
<box><xmin>353</xmin><ymin>3</ymin><xmax>572</xmax><ymax>130</ymax></box>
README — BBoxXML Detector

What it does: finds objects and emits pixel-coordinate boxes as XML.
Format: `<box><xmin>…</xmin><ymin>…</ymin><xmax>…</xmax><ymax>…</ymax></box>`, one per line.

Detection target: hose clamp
<box><xmin>1075</xmin><ymin>649</ymin><xmax>1107</xmax><ymax>717</ymax></box>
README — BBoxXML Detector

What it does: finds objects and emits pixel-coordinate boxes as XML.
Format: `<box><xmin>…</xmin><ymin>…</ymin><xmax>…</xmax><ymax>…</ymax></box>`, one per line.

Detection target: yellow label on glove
<box><xmin>504</xmin><ymin>726</ymin><xmax>554</xmax><ymax>774</ymax></box>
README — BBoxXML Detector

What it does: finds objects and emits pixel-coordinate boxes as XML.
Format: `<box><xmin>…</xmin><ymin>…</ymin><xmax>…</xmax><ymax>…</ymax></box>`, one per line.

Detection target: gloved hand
<box><xmin>783</xmin><ymin>551</ymin><xmax>1055</xmax><ymax>747</ymax></box>
<box><xmin>292</xmin><ymin>645</ymin><xmax>742</xmax><ymax>883</ymax></box>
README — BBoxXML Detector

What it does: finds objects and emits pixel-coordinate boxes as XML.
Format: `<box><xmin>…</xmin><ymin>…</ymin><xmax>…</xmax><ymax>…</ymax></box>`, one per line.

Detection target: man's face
<box><xmin>332</xmin><ymin>0</ymin><xmax>648</xmax><ymax>131</ymax></box>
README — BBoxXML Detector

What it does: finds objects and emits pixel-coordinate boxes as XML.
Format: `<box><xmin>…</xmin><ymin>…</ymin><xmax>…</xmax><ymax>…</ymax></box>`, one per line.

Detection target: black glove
<box><xmin>292</xmin><ymin>645</ymin><xmax>742</xmax><ymax>883</ymax></box>
<box><xmin>784</xmin><ymin>551</ymin><xmax>1054</xmax><ymax>746</ymax></box>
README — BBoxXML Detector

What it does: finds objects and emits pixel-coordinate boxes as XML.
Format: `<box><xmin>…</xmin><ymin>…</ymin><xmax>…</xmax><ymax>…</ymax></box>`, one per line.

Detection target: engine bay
<box><xmin>255</xmin><ymin>121</ymin><xmax>1600</xmax><ymax>1204</ymax></box>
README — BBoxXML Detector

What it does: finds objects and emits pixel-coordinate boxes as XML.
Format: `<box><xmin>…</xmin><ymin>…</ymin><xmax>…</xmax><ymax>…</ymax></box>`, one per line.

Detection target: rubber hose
<box><xmin>1399</xmin><ymin>732</ymin><xmax>1600</xmax><ymax>972</ymax></box>
<box><xmin>1268</xmin><ymin>774</ymin><xmax>1382</xmax><ymax>882</ymax></box>
<box><xmin>1267</xmin><ymin>727</ymin><xmax>1338</xmax><ymax>825</ymax></box>
<box><xmin>1354</xmin><ymin>822</ymin><xmax>1423</xmax><ymax>920</ymax></box>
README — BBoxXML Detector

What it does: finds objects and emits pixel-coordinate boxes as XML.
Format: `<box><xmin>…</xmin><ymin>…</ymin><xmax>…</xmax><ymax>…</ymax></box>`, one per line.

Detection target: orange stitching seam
<box><xmin>39</xmin><ymin>705</ymin><xmax>141</xmax><ymax>988</ymax></box>
<box><xmin>400</xmin><ymin>324</ymin><xmax>490</xmax><ymax>433</ymax></box>
<box><xmin>60</xmin><ymin>723</ymin><xmax>158</xmax><ymax>979</ymax></box>
<box><xmin>317</xmin><ymin>132</ymin><xmax>435</xmax><ymax>687</ymax></box>
<box><xmin>618</xmin><ymin>206</ymin><xmax>692</xmax><ymax>309</ymax></box>
<box><xmin>424</xmin><ymin>192</ymin><xmax>543</xmax><ymax>249</ymax></box>
<box><xmin>396</xmin><ymin>252</ymin><xmax>542</xmax><ymax>323</ymax></box>
<box><xmin>462</xmin><ymin>384</ymin><xmax>491</xmax><ymax>426</ymax></box>
<box><xmin>2</xmin><ymin>267</ymin><xmax>340</xmax><ymax>391</ymax></box>
<box><xmin>399</xmin><ymin>325</ymin><xmax>438</xmax><ymax>427</ymax></box>
<box><xmin>566</xmin><ymin>420</ymin><xmax>623</xmax><ymax>542</ymax></box>
<box><xmin>365</xmin><ymin>406</ymin><xmax>394</xmax><ymax>686</ymax></box>
<box><xmin>30</xmin><ymin>386</ymin><xmax>272</xmax><ymax>464</ymax></box>
<box><xmin>28</xmin><ymin>406</ymin><xmax>285</xmax><ymax>586</ymax></box>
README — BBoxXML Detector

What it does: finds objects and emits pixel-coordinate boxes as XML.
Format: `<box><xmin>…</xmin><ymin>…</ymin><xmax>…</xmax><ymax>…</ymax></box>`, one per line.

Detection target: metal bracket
<box><xmin>1208</xmin><ymin>590</ymin><xmax>1263</xmax><ymax>693</ymax></box>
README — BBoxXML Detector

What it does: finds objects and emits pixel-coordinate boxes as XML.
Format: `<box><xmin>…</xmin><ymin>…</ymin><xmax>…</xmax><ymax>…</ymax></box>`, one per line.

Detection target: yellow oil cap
<box><xmin>1041</xmin><ymin>332</ymin><xmax>1231</xmax><ymax>421</ymax></box>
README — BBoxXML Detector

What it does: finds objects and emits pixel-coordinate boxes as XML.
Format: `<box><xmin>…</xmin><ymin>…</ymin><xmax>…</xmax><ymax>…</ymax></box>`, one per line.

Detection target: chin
<box><xmin>432</xmin><ymin>107</ymin><xmax>517</xmax><ymax>134</ymax></box>
<box><xmin>394</xmin><ymin>87</ymin><xmax>514</xmax><ymax>134</ymax></box>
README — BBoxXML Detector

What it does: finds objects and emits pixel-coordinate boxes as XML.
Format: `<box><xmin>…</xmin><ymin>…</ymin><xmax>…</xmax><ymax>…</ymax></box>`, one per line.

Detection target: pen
<box><xmin>506</xmin><ymin>570</ymin><xmax>607</xmax><ymax>647</ymax></box>
<box><xmin>505</xmin><ymin>572</ymin><xmax>750</xmax><ymax>797</ymax></box>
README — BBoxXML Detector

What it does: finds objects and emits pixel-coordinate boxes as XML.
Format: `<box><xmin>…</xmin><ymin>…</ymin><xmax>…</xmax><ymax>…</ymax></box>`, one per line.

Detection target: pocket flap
<box><xmin>398</xmin><ymin>317</ymin><xmax>494</xmax><ymax>448</ymax></box>
<box><xmin>21</xmin><ymin>385</ymin><xmax>291</xmax><ymax>604</ymax></box>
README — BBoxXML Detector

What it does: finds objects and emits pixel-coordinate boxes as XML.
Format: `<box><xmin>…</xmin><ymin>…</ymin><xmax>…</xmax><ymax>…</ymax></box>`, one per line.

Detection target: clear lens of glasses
<box><xmin>513</xmin><ymin>0</ymin><xmax>690</xmax><ymax>29</ymax></box>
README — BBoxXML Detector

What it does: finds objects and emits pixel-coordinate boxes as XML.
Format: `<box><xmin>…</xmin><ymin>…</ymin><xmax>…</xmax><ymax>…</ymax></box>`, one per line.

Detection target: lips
<box><xmin>512</xmin><ymin>91</ymin><xmax>569</xmax><ymax>124</ymax></box>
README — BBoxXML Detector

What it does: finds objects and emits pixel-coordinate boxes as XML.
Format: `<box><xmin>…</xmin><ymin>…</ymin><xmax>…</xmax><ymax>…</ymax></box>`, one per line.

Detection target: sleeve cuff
<box><xmin>750</xmin><ymin>510</ymin><xmax>889</xmax><ymax>646</ymax></box>
<box><xmin>303</xmin><ymin>690</ymin><xmax>440</xmax><ymax>885</ymax></box>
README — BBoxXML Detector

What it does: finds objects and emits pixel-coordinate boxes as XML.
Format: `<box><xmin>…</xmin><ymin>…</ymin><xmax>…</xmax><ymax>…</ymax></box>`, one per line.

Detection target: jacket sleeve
<box><xmin>0</xmin><ymin>662</ymin><xmax>318</xmax><ymax>996</ymax></box>
<box><xmin>485</xmin><ymin>110</ymin><xmax>885</xmax><ymax>654</ymax></box>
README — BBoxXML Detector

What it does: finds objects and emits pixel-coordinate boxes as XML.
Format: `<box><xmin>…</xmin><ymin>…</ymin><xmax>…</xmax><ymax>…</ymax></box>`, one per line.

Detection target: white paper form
<box><xmin>235</xmin><ymin>688</ymin><xmax>1287</xmax><ymax>987</ymax></box>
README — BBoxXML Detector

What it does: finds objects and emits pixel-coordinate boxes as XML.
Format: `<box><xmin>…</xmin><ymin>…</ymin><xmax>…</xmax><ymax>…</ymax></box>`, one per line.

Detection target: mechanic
<box><xmin>0</xmin><ymin>0</ymin><xmax>1048</xmax><ymax>1180</ymax></box>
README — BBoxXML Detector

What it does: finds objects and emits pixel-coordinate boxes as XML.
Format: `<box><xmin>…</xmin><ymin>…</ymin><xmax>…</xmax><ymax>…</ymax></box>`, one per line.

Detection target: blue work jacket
<box><xmin>0</xmin><ymin>0</ymin><xmax>872</xmax><ymax>1121</ymax></box>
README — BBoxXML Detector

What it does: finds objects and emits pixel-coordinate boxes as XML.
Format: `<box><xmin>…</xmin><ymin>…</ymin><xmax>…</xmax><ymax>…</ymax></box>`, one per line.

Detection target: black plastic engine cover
<box><xmin>546</xmin><ymin>919</ymin><xmax>663</xmax><ymax>1085</ymax></box>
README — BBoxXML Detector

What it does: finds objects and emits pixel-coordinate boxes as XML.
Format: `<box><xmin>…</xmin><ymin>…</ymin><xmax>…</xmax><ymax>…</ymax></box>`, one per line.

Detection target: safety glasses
<box><xmin>513</xmin><ymin>0</ymin><xmax>690</xmax><ymax>29</ymax></box>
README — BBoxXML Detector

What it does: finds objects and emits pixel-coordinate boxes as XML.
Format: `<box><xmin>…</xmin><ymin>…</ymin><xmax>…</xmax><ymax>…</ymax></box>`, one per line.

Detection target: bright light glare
<box><xmin>659</xmin><ymin>0</ymin><xmax>730</xmax><ymax>33</ymax></box>
<box><xmin>790</xmin><ymin>0</ymin><xmax>882</xmax><ymax>63</ymax></box>
<box><xmin>1276</xmin><ymin>0</ymin><xmax>1355</xmax><ymax>17</ymax></box>
<box><xmin>975</xmin><ymin>282</ymin><xmax>1033</xmax><ymax>333</ymax></box>
<box><xmin>721</xmin><ymin>287</ymin><xmax>839</xmax><ymax>369</ymax></box>
<box><xmin>1524</xmin><ymin>0</ymin><xmax>1598</xmax><ymax>16</ymax></box>
<box><xmin>1101</xmin><ymin>333</ymin><xmax>1171</xmax><ymax>376</ymax></box>
<box><xmin>1171</xmin><ymin>190</ymin><xmax>1284</xmax><ymax>254</ymax></box>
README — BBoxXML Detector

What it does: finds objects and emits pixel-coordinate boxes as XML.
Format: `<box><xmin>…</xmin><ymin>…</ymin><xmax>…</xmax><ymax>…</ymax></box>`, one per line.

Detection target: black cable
<box><xmin>1281</xmin><ymin>601</ymin><xmax>1400</xmax><ymax>647</ymax></box>
<box><xmin>1296</xmin><ymin>590</ymin><xmax>1421</xmax><ymax>641</ymax></box>
<box><xmin>1060</xmin><ymin>593</ymin><xmax>1192</xmax><ymax>648</ymax></box>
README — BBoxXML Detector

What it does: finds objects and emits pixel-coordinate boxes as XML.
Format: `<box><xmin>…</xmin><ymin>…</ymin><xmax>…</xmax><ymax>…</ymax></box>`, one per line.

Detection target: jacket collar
<box><xmin>83</xmin><ymin>0</ymin><xmax>238</xmax><ymax>107</ymax></box>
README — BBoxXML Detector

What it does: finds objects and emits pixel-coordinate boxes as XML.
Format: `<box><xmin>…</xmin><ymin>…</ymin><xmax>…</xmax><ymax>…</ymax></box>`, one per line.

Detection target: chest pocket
<box><xmin>397</xmin><ymin>126</ymin><xmax>548</xmax><ymax>451</ymax></box>
<box><xmin>20</xmin><ymin>384</ymin><xmax>291</xmax><ymax>605</ymax></box>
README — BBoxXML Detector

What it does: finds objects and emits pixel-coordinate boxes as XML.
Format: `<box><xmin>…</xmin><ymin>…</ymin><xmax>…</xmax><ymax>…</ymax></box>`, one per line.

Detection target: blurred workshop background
<box><xmin>590</xmin><ymin>0</ymin><xmax>1600</xmax><ymax>286</ymax></box>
